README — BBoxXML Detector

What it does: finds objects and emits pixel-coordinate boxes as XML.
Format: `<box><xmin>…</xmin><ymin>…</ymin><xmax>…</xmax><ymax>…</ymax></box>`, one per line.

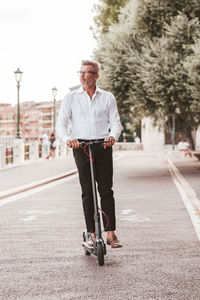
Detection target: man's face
<box><xmin>79</xmin><ymin>65</ymin><xmax>99</xmax><ymax>88</ymax></box>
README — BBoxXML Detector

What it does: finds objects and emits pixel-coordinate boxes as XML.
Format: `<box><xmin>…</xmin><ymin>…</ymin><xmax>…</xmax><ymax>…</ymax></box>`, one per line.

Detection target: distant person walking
<box><xmin>178</xmin><ymin>139</ymin><xmax>192</xmax><ymax>157</ymax></box>
<box><xmin>50</xmin><ymin>133</ymin><xmax>56</xmax><ymax>158</ymax></box>
<box><xmin>42</xmin><ymin>131</ymin><xmax>49</xmax><ymax>159</ymax></box>
<box><xmin>135</xmin><ymin>136</ymin><xmax>140</xmax><ymax>144</ymax></box>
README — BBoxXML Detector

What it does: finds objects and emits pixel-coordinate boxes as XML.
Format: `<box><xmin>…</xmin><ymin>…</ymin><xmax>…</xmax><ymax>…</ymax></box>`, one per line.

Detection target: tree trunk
<box><xmin>186</xmin><ymin>127</ymin><xmax>194</xmax><ymax>150</ymax></box>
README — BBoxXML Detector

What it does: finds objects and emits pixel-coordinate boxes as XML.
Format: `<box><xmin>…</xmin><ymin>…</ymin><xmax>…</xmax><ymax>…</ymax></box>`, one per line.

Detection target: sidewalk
<box><xmin>0</xmin><ymin>155</ymin><xmax>76</xmax><ymax>193</ymax></box>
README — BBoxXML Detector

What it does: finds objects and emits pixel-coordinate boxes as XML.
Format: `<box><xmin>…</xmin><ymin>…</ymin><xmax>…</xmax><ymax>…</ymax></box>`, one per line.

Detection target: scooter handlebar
<box><xmin>79</xmin><ymin>140</ymin><xmax>111</xmax><ymax>147</ymax></box>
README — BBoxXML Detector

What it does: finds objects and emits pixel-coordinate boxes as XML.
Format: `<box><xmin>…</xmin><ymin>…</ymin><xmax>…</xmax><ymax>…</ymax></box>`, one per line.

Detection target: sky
<box><xmin>0</xmin><ymin>0</ymin><xmax>99</xmax><ymax>105</ymax></box>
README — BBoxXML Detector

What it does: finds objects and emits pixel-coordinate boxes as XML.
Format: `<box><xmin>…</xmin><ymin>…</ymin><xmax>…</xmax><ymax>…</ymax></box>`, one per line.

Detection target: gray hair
<box><xmin>81</xmin><ymin>60</ymin><xmax>99</xmax><ymax>74</ymax></box>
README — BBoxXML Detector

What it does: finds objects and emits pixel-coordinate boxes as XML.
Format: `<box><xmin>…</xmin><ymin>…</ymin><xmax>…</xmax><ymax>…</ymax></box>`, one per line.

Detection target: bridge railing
<box><xmin>0</xmin><ymin>139</ymin><xmax>142</xmax><ymax>170</ymax></box>
<box><xmin>0</xmin><ymin>138</ymin><xmax>72</xmax><ymax>169</ymax></box>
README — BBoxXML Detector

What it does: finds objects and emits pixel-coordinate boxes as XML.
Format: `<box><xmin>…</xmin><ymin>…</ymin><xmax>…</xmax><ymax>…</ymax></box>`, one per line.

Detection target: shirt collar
<box><xmin>95</xmin><ymin>86</ymin><xmax>102</xmax><ymax>95</ymax></box>
<box><xmin>77</xmin><ymin>85</ymin><xmax>102</xmax><ymax>95</ymax></box>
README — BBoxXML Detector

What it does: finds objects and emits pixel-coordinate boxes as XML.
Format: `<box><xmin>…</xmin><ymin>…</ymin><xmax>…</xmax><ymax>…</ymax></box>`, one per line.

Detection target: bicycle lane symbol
<box><xmin>120</xmin><ymin>209</ymin><xmax>150</xmax><ymax>223</ymax></box>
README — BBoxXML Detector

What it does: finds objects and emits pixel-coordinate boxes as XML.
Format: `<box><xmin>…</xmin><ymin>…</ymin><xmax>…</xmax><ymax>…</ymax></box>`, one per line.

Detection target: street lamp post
<box><xmin>172</xmin><ymin>113</ymin><xmax>175</xmax><ymax>150</ymax></box>
<box><xmin>14</xmin><ymin>68</ymin><xmax>23</xmax><ymax>139</ymax></box>
<box><xmin>52</xmin><ymin>87</ymin><xmax>57</xmax><ymax>134</ymax></box>
<box><xmin>171</xmin><ymin>108</ymin><xmax>180</xmax><ymax>150</ymax></box>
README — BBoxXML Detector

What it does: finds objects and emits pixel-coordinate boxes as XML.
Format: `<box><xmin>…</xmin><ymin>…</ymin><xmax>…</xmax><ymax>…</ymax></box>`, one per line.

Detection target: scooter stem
<box><xmin>88</xmin><ymin>144</ymin><xmax>102</xmax><ymax>239</ymax></box>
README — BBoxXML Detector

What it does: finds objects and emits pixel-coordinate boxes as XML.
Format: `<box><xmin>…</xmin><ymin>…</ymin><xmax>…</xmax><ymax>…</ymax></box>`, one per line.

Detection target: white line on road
<box><xmin>0</xmin><ymin>153</ymin><xmax>125</xmax><ymax>208</ymax></box>
<box><xmin>121</xmin><ymin>209</ymin><xmax>135</xmax><ymax>215</ymax></box>
<box><xmin>0</xmin><ymin>168</ymin><xmax>77</xmax><ymax>200</ymax></box>
<box><xmin>19</xmin><ymin>209</ymin><xmax>66</xmax><ymax>221</ymax></box>
<box><xmin>120</xmin><ymin>215</ymin><xmax>150</xmax><ymax>222</ymax></box>
<box><xmin>166</xmin><ymin>158</ymin><xmax>200</xmax><ymax>242</ymax></box>
<box><xmin>120</xmin><ymin>209</ymin><xmax>149</xmax><ymax>223</ymax></box>
<box><xmin>0</xmin><ymin>174</ymin><xmax>78</xmax><ymax>208</ymax></box>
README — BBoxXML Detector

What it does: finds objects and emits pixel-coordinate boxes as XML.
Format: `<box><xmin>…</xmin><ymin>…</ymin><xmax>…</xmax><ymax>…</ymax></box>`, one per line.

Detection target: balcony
<box><xmin>0</xmin><ymin>120</ymin><xmax>14</xmax><ymax>123</ymax></box>
<box><xmin>39</xmin><ymin>111</ymin><xmax>53</xmax><ymax>117</ymax></box>
<box><xmin>0</xmin><ymin>128</ymin><xmax>14</xmax><ymax>132</ymax></box>
<box><xmin>39</xmin><ymin>120</ymin><xmax>52</xmax><ymax>124</ymax></box>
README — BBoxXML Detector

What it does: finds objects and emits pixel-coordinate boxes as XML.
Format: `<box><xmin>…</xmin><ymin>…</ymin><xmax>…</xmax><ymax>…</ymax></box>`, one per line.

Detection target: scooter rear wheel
<box><xmin>97</xmin><ymin>242</ymin><xmax>104</xmax><ymax>266</ymax></box>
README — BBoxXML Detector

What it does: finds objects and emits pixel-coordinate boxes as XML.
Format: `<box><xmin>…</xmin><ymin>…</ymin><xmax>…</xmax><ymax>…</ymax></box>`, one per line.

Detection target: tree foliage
<box><xmin>93</xmin><ymin>0</ymin><xmax>200</xmax><ymax>138</ymax></box>
<box><xmin>92</xmin><ymin>0</ymin><xmax>129</xmax><ymax>37</ymax></box>
<box><xmin>135</xmin><ymin>0</ymin><xmax>200</xmax><ymax>39</ymax></box>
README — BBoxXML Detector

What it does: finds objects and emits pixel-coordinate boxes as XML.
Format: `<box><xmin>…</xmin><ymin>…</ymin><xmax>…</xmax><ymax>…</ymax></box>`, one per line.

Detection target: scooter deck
<box><xmin>82</xmin><ymin>241</ymin><xmax>106</xmax><ymax>255</ymax></box>
<box><xmin>82</xmin><ymin>241</ymin><xmax>94</xmax><ymax>250</ymax></box>
<box><xmin>82</xmin><ymin>241</ymin><xmax>96</xmax><ymax>255</ymax></box>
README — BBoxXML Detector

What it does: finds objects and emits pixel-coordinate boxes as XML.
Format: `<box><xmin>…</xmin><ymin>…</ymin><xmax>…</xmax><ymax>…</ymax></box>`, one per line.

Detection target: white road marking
<box><xmin>166</xmin><ymin>158</ymin><xmax>200</xmax><ymax>242</ymax></box>
<box><xmin>0</xmin><ymin>168</ymin><xmax>77</xmax><ymax>200</ymax></box>
<box><xmin>19</xmin><ymin>209</ymin><xmax>66</xmax><ymax>221</ymax></box>
<box><xmin>0</xmin><ymin>174</ymin><xmax>78</xmax><ymax>208</ymax></box>
<box><xmin>121</xmin><ymin>209</ymin><xmax>135</xmax><ymax>215</ymax></box>
<box><xmin>120</xmin><ymin>215</ymin><xmax>150</xmax><ymax>222</ymax></box>
<box><xmin>22</xmin><ymin>215</ymin><xmax>36</xmax><ymax>221</ymax></box>
<box><xmin>120</xmin><ymin>209</ymin><xmax>149</xmax><ymax>223</ymax></box>
<box><xmin>113</xmin><ymin>151</ymin><xmax>129</xmax><ymax>161</ymax></box>
<box><xmin>0</xmin><ymin>153</ymin><xmax>125</xmax><ymax>208</ymax></box>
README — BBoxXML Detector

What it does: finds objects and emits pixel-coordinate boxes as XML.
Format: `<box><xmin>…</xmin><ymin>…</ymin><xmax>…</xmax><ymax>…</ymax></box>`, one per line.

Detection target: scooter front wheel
<box><xmin>97</xmin><ymin>242</ymin><xmax>104</xmax><ymax>266</ymax></box>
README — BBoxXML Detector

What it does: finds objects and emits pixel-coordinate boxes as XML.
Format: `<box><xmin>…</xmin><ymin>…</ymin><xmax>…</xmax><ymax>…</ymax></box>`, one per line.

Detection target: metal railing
<box><xmin>5</xmin><ymin>146</ymin><xmax>13</xmax><ymax>165</ymax></box>
<box><xmin>0</xmin><ymin>139</ymin><xmax>72</xmax><ymax>169</ymax></box>
<box><xmin>24</xmin><ymin>145</ymin><xmax>30</xmax><ymax>160</ymax></box>
<box><xmin>0</xmin><ymin>137</ymin><xmax>14</xmax><ymax>146</ymax></box>
<box><xmin>38</xmin><ymin>144</ymin><xmax>42</xmax><ymax>158</ymax></box>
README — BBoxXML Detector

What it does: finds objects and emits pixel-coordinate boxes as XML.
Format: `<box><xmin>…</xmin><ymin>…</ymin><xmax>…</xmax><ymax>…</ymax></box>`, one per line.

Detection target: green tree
<box><xmin>94</xmin><ymin>1</ymin><xmax>141</xmax><ymax>134</ymax></box>
<box><xmin>136</xmin><ymin>14</ymin><xmax>200</xmax><ymax>118</ymax></box>
<box><xmin>94</xmin><ymin>0</ymin><xmax>200</xmax><ymax>143</ymax></box>
<box><xmin>186</xmin><ymin>39</ymin><xmax>200</xmax><ymax>112</ymax></box>
<box><xmin>132</xmin><ymin>12</ymin><xmax>200</xmax><ymax>145</ymax></box>
<box><xmin>92</xmin><ymin>0</ymin><xmax>129</xmax><ymax>36</ymax></box>
<box><xmin>135</xmin><ymin>0</ymin><xmax>200</xmax><ymax>39</ymax></box>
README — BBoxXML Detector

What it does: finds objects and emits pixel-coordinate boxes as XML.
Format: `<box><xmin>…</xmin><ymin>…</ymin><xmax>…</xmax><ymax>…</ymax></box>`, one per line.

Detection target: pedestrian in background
<box><xmin>135</xmin><ymin>136</ymin><xmax>140</xmax><ymax>144</ymax></box>
<box><xmin>56</xmin><ymin>60</ymin><xmax>123</xmax><ymax>248</ymax></box>
<box><xmin>42</xmin><ymin>131</ymin><xmax>50</xmax><ymax>159</ymax></box>
<box><xmin>50</xmin><ymin>133</ymin><xmax>56</xmax><ymax>159</ymax></box>
<box><xmin>178</xmin><ymin>139</ymin><xmax>192</xmax><ymax>157</ymax></box>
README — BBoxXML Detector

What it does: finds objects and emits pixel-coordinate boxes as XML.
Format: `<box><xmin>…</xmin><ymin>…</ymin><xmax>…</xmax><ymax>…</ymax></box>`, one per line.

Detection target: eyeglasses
<box><xmin>77</xmin><ymin>71</ymin><xmax>97</xmax><ymax>76</ymax></box>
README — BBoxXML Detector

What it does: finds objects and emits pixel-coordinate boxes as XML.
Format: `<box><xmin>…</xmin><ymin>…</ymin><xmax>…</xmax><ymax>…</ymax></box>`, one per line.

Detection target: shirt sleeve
<box><xmin>108</xmin><ymin>94</ymin><xmax>123</xmax><ymax>141</ymax></box>
<box><xmin>56</xmin><ymin>94</ymin><xmax>72</xmax><ymax>142</ymax></box>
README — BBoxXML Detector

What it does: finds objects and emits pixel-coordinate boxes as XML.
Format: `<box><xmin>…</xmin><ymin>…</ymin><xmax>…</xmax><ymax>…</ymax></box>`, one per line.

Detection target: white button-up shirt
<box><xmin>56</xmin><ymin>86</ymin><xmax>123</xmax><ymax>142</ymax></box>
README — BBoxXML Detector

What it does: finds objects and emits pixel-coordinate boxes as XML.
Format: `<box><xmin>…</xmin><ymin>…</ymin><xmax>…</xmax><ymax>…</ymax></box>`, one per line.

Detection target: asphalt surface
<box><xmin>0</xmin><ymin>152</ymin><xmax>76</xmax><ymax>193</ymax></box>
<box><xmin>0</xmin><ymin>149</ymin><xmax>200</xmax><ymax>299</ymax></box>
<box><xmin>169</xmin><ymin>151</ymin><xmax>200</xmax><ymax>200</ymax></box>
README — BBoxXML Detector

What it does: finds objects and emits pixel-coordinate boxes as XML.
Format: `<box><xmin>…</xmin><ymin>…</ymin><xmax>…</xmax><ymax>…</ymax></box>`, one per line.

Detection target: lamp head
<box><xmin>14</xmin><ymin>68</ymin><xmax>23</xmax><ymax>82</ymax></box>
<box><xmin>52</xmin><ymin>87</ymin><xmax>58</xmax><ymax>97</ymax></box>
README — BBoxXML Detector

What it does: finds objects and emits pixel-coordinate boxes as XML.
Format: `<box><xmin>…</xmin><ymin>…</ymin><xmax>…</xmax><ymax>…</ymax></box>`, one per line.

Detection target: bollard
<box><xmin>13</xmin><ymin>138</ymin><xmax>24</xmax><ymax>165</ymax></box>
<box><xmin>29</xmin><ymin>141</ymin><xmax>39</xmax><ymax>161</ymax></box>
<box><xmin>0</xmin><ymin>144</ymin><xmax>6</xmax><ymax>169</ymax></box>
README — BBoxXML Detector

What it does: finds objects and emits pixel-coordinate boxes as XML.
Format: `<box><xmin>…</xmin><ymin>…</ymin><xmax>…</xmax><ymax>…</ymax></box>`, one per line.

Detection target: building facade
<box><xmin>0</xmin><ymin>100</ymin><xmax>61</xmax><ymax>141</ymax></box>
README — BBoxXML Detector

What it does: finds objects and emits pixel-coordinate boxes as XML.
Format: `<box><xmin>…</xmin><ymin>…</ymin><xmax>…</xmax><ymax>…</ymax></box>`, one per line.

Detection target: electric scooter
<box><xmin>80</xmin><ymin>140</ymin><xmax>110</xmax><ymax>266</ymax></box>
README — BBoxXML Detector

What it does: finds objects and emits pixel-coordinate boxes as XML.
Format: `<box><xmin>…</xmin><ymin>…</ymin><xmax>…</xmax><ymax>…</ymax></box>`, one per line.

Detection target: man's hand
<box><xmin>103</xmin><ymin>137</ymin><xmax>115</xmax><ymax>149</ymax></box>
<box><xmin>66</xmin><ymin>139</ymin><xmax>80</xmax><ymax>148</ymax></box>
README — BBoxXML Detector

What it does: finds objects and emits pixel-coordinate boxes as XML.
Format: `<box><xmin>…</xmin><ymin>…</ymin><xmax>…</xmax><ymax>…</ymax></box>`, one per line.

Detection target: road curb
<box><xmin>166</xmin><ymin>158</ymin><xmax>200</xmax><ymax>241</ymax></box>
<box><xmin>0</xmin><ymin>169</ymin><xmax>77</xmax><ymax>201</ymax></box>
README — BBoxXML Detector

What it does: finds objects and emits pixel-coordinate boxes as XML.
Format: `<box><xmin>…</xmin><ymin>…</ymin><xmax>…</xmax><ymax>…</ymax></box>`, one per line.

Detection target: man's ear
<box><xmin>95</xmin><ymin>73</ymin><xmax>99</xmax><ymax>80</ymax></box>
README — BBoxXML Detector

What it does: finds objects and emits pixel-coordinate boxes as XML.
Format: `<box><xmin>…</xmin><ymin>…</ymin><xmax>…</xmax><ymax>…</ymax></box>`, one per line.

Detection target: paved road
<box><xmin>0</xmin><ymin>150</ymin><xmax>200</xmax><ymax>299</ymax></box>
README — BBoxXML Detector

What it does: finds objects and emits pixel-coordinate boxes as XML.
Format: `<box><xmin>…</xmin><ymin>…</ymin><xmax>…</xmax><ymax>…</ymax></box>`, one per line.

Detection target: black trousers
<box><xmin>73</xmin><ymin>143</ymin><xmax>116</xmax><ymax>233</ymax></box>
